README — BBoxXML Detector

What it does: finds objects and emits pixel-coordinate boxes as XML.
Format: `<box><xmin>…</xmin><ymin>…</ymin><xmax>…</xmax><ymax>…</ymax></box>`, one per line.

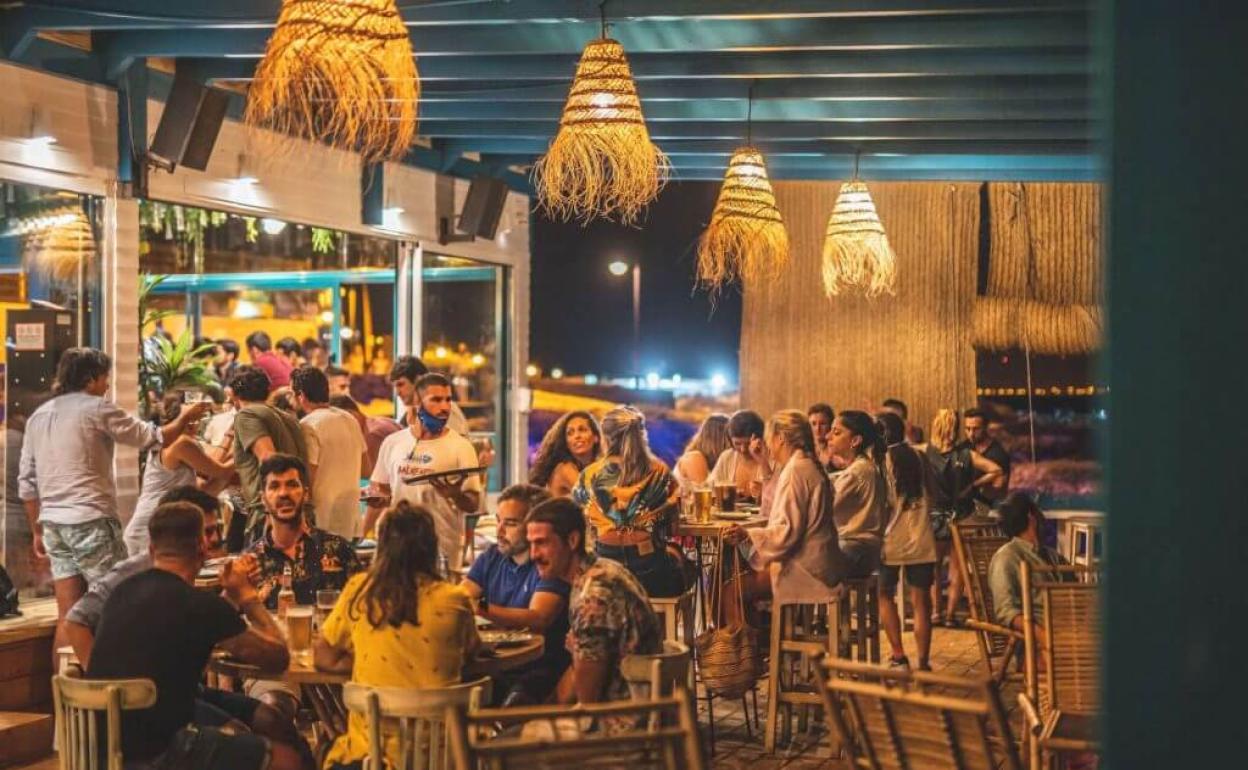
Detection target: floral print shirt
<box><xmin>566</xmin><ymin>553</ymin><xmax>662</xmax><ymax>702</ymax></box>
<box><xmin>247</xmin><ymin>526</ymin><xmax>362</xmax><ymax>610</ymax></box>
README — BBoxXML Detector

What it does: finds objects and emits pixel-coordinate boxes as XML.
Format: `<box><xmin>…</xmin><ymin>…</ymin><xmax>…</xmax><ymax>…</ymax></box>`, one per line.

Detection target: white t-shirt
<box><xmin>302</xmin><ymin>407</ymin><xmax>367</xmax><ymax>539</ymax></box>
<box><xmin>202</xmin><ymin>407</ymin><xmax>237</xmax><ymax>447</ymax></box>
<box><xmin>371</xmin><ymin>427</ymin><xmax>483</xmax><ymax>564</ymax></box>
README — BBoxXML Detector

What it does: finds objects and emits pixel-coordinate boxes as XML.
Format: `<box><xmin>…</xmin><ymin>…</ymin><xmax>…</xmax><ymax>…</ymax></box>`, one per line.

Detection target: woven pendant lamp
<box><xmin>696</xmin><ymin>87</ymin><xmax>789</xmax><ymax>294</ymax></box>
<box><xmin>245</xmin><ymin>0</ymin><xmax>419</xmax><ymax>162</ymax></box>
<box><xmin>23</xmin><ymin>207</ymin><xmax>96</xmax><ymax>284</ymax></box>
<box><xmin>533</xmin><ymin>9</ymin><xmax>669</xmax><ymax>224</ymax></box>
<box><xmin>821</xmin><ymin>157</ymin><xmax>897</xmax><ymax>298</ymax></box>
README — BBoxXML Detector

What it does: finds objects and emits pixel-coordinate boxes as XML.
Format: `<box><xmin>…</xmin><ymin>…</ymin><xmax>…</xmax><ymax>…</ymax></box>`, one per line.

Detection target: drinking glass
<box><xmin>693</xmin><ymin>487</ymin><xmax>713</xmax><ymax>523</ymax></box>
<box><xmin>315</xmin><ymin>589</ymin><xmax>340</xmax><ymax>630</ymax></box>
<box><xmin>287</xmin><ymin>607</ymin><xmax>314</xmax><ymax>653</ymax></box>
<box><xmin>714</xmin><ymin>483</ymin><xmax>737</xmax><ymax>513</ymax></box>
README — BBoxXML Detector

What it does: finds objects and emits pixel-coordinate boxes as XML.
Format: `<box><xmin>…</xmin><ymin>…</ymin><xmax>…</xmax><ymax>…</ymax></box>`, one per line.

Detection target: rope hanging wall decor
<box><xmin>696</xmin><ymin>84</ymin><xmax>790</xmax><ymax>294</ymax></box>
<box><xmin>245</xmin><ymin>0</ymin><xmax>419</xmax><ymax>163</ymax></box>
<box><xmin>533</xmin><ymin>4</ymin><xmax>670</xmax><ymax>224</ymax></box>
<box><xmin>821</xmin><ymin>153</ymin><xmax>898</xmax><ymax>298</ymax></box>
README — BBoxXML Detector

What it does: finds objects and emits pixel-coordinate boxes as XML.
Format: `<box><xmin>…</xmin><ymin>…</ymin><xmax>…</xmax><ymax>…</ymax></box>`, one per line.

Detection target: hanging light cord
<box><xmin>852</xmin><ymin>150</ymin><xmax>861</xmax><ymax>181</ymax></box>
<box><xmin>746</xmin><ymin>81</ymin><xmax>755</xmax><ymax>146</ymax></box>
<box><xmin>599</xmin><ymin>0</ymin><xmax>609</xmax><ymax>38</ymax></box>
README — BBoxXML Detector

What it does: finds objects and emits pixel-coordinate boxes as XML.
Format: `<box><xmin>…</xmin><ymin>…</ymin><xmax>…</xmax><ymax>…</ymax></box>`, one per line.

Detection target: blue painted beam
<box><xmin>116</xmin><ymin>58</ymin><xmax>148</xmax><ymax>194</ymax></box>
<box><xmin>438</xmin><ymin>138</ymin><xmax>1093</xmax><ymax>155</ymax></box>
<box><xmin>8</xmin><ymin>0</ymin><xmax>1090</xmax><ymax>30</ymax></box>
<box><xmin>186</xmin><ymin>48</ymin><xmax>1090</xmax><ymax>84</ymax></box>
<box><xmin>415</xmin><ymin>120</ymin><xmax>1092</xmax><ymax>141</ymax></box>
<box><xmin>91</xmin><ymin>14</ymin><xmax>1088</xmax><ymax>66</ymax></box>
<box><xmin>419</xmin><ymin>98</ymin><xmax>1090</xmax><ymax>122</ymax></box>
<box><xmin>422</xmin><ymin>74</ymin><xmax>1091</xmax><ymax>101</ymax></box>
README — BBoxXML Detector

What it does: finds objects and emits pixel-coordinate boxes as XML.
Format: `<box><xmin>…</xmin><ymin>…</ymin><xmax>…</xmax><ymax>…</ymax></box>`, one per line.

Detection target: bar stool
<box><xmin>763</xmin><ymin>576</ymin><xmax>880</xmax><ymax>754</ymax></box>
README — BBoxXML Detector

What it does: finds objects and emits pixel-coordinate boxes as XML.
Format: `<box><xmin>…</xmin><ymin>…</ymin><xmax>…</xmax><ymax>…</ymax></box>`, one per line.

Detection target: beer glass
<box><xmin>316</xmin><ymin>589</ymin><xmax>340</xmax><ymax>631</ymax></box>
<box><xmin>714</xmin><ymin>483</ymin><xmax>737</xmax><ymax>513</ymax></box>
<box><xmin>287</xmin><ymin>607</ymin><xmax>314</xmax><ymax>653</ymax></box>
<box><xmin>693</xmin><ymin>486</ymin><xmax>713</xmax><ymax>523</ymax></box>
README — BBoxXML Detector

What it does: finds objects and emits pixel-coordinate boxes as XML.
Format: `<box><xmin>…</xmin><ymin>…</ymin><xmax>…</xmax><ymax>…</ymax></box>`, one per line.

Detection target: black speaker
<box><xmin>148</xmin><ymin>66</ymin><xmax>229</xmax><ymax>172</ymax></box>
<box><xmin>457</xmin><ymin>176</ymin><xmax>509</xmax><ymax>239</ymax></box>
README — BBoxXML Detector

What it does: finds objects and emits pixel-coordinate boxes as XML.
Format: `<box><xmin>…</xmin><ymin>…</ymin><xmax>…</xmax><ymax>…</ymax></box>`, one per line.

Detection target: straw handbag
<box><xmin>694</xmin><ymin>533</ymin><xmax>764</xmax><ymax>698</ymax></box>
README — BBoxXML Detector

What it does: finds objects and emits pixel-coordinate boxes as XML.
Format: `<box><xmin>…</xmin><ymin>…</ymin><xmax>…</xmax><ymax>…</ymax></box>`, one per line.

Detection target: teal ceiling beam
<box><xmin>419</xmin><ymin>98</ymin><xmax>1090</xmax><ymax>122</ymax></box>
<box><xmin>416</xmin><ymin>120</ymin><xmax>1092</xmax><ymax>141</ymax></box>
<box><xmin>438</xmin><ymin>138</ymin><xmax>1093</xmax><ymax>155</ymax></box>
<box><xmin>91</xmin><ymin>14</ymin><xmax>1088</xmax><ymax>64</ymax></box>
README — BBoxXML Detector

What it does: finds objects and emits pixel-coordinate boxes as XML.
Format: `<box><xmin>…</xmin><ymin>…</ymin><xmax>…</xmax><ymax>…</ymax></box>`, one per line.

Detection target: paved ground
<box><xmin>699</xmin><ymin>624</ymin><xmax>1010</xmax><ymax>769</ymax></box>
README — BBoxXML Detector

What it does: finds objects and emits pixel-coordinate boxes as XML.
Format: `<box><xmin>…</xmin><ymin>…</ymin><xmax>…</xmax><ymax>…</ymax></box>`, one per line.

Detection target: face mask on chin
<box><xmin>417</xmin><ymin>407</ymin><xmax>449</xmax><ymax>434</ymax></box>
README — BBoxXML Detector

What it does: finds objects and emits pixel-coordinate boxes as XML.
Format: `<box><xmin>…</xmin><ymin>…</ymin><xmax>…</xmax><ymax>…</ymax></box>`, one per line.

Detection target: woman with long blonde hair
<box><xmin>922</xmin><ymin>408</ymin><xmax>1003</xmax><ymax>626</ymax></box>
<box><xmin>673</xmin><ymin>413</ymin><xmax>731</xmax><ymax>488</ymax></box>
<box><xmin>529</xmin><ymin>411</ymin><xmax>602</xmax><ymax>497</ymax></box>
<box><xmin>571</xmin><ymin>406</ymin><xmax>684</xmax><ymax>597</ymax></box>
<box><xmin>723</xmin><ymin>410</ymin><xmax>850</xmax><ymax>623</ymax></box>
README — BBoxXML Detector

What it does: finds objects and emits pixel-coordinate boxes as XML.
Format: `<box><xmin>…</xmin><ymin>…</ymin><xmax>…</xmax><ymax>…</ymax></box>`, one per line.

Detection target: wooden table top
<box><xmin>674</xmin><ymin>514</ymin><xmax>767</xmax><ymax>538</ymax></box>
<box><xmin>208</xmin><ymin>636</ymin><xmax>544</xmax><ymax>686</ymax></box>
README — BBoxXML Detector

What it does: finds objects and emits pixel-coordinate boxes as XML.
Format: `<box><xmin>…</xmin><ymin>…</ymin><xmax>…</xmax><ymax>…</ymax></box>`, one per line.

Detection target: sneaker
<box><xmin>888</xmin><ymin>655</ymin><xmax>910</xmax><ymax>670</ymax></box>
<box><xmin>917</xmin><ymin>660</ymin><xmax>933</xmax><ymax>672</ymax></box>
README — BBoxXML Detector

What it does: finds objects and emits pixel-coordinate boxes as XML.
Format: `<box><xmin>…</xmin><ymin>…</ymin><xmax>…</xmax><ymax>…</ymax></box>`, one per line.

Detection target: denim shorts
<box><xmin>594</xmin><ymin>542</ymin><xmax>686</xmax><ymax>598</ymax></box>
<box><xmin>41</xmin><ymin>518</ymin><xmax>127</xmax><ymax>582</ymax></box>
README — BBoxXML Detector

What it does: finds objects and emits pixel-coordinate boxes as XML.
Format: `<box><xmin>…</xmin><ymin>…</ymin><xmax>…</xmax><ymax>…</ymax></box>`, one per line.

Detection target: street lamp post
<box><xmin>609</xmin><ymin>260</ymin><xmax>641</xmax><ymax>386</ymax></box>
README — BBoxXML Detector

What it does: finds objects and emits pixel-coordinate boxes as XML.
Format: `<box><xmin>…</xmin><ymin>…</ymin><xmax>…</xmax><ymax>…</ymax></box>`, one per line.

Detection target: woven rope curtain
<box><xmin>820</xmin><ymin>156</ymin><xmax>898</xmax><ymax>298</ymax></box>
<box><xmin>533</xmin><ymin>10</ymin><xmax>669</xmax><ymax>225</ymax></box>
<box><xmin>245</xmin><ymin>0</ymin><xmax>419</xmax><ymax>162</ymax></box>
<box><xmin>696</xmin><ymin>86</ymin><xmax>789</xmax><ymax>294</ymax></box>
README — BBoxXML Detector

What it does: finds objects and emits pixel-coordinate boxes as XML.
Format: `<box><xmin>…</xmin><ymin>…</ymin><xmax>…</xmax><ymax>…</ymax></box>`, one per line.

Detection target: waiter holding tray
<box><xmin>363</xmin><ymin>373</ymin><xmax>485</xmax><ymax>567</ymax></box>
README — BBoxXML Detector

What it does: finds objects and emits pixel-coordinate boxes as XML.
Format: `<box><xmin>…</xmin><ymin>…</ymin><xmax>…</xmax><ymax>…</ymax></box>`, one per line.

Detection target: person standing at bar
<box><xmin>19</xmin><ymin>347</ymin><xmax>209</xmax><ymax>664</ymax></box>
<box><xmin>825</xmin><ymin>410</ymin><xmax>891</xmax><ymax>577</ymax></box>
<box><xmin>962</xmin><ymin>407</ymin><xmax>1012</xmax><ymax>511</ymax></box>
<box><xmin>230</xmin><ymin>367</ymin><xmax>308</xmax><ymax>546</ymax></box>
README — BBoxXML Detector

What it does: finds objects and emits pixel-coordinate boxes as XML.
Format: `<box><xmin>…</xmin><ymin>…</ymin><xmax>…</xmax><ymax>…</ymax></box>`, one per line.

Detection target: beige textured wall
<box><xmin>740</xmin><ymin>181</ymin><xmax>980</xmax><ymax>433</ymax></box>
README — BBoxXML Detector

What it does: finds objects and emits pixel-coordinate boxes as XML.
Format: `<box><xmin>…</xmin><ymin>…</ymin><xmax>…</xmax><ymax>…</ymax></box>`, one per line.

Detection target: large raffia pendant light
<box><xmin>821</xmin><ymin>154</ymin><xmax>897</xmax><ymax>298</ymax></box>
<box><xmin>533</xmin><ymin>5</ymin><xmax>669</xmax><ymax>224</ymax></box>
<box><xmin>245</xmin><ymin>0</ymin><xmax>419</xmax><ymax>162</ymax></box>
<box><xmin>696</xmin><ymin>87</ymin><xmax>789</xmax><ymax>293</ymax></box>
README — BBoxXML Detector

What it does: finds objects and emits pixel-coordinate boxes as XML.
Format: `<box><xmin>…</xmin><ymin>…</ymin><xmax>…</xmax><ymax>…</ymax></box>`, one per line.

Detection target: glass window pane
<box><xmin>0</xmin><ymin>180</ymin><xmax>103</xmax><ymax>597</ymax></box>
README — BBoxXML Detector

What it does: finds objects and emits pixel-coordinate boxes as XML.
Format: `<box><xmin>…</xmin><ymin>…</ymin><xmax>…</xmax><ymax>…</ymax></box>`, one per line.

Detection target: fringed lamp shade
<box><xmin>821</xmin><ymin>180</ymin><xmax>897</xmax><ymax>298</ymax></box>
<box><xmin>22</xmin><ymin>209</ymin><xmax>96</xmax><ymax>284</ymax></box>
<box><xmin>696</xmin><ymin>147</ymin><xmax>790</xmax><ymax>293</ymax></box>
<box><xmin>533</xmin><ymin>38</ymin><xmax>669</xmax><ymax>224</ymax></box>
<box><xmin>245</xmin><ymin>0</ymin><xmax>419</xmax><ymax>162</ymax></box>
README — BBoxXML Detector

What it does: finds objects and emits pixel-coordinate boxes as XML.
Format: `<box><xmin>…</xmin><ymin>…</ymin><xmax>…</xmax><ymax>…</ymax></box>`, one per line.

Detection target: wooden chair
<box><xmin>951</xmin><ymin>521</ymin><xmax>1024</xmax><ymax>684</ymax></box>
<box><xmin>764</xmin><ymin>576</ymin><xmax>879</xmax><ymax>754</ymax></box>
<box><xmin>1018</xmin><ymin>563</ymin><xmax>1101</xmax><ymax>770</ymax></box>
<box><xmin>648</xmin><ymin>587</ymin><xmax>696</xmax><ymax>648</ymax></box>
<box><xmin>445</xmin><ymin>688</ymin><xmax>705</xmax><ymax>770</ymax></box>
<box><xmin>817</xmin><ymin>658</ymin><xmax>1022</xmax><ymax>770</ymax></box>
<box><xmin>51</xmin><ymin>674</ymin><xmax>157</xmax><ymax>770</ymax></box>
<box><xmin>622</xmin><ymin>640</ymin><xmax>693</xmax><ymax>701</ymax></box>
<box><xmin>342</xmin><ymin>677</ymin><xmax>491</xmax><ymax>770</ymax></box>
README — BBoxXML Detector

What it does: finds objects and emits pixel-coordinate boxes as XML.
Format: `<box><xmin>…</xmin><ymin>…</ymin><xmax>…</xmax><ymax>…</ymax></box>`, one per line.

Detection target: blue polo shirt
<box><xmin>467</xmin><ymin>545</ymin><xmax>571</xmax><ymax>669</ymax></box>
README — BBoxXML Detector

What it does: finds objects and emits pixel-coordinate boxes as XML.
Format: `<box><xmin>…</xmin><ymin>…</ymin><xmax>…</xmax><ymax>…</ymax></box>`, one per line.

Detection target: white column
<box><xmin>509</xmin><ymin>223</ymin><xmax>532</xmax><ymax>486</ymax></box>
<box><xmin>101</xmin><ymin>184</ymin><xmax>141</xmax><ymax>524</ymax></box>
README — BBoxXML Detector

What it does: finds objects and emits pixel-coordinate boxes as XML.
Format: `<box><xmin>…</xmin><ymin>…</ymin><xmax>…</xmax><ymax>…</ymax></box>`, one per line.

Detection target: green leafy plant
<box><xmin>142</xmin><ymin>329</ymin><xmax>222</xmax><ymax>404</ymax></box>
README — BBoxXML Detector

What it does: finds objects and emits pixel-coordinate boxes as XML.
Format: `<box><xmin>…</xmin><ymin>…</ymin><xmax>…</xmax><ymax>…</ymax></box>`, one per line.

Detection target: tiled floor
<box><xmin>15</xmin><ymin>627</ymin><xmax>997</xmax><ymax>770</ymax></box>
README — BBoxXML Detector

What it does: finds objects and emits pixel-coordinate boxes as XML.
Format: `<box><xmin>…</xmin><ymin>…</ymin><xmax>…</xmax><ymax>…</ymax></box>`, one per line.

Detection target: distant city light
<box><xmin>710</xmin><ymin>372</ymin><xmax>728</xmax><ymax>391</ymax></box>
<box><xmin>671</xmin><ymin>374</ymin><xmax>682</xmax><ymax>384</ymax></box>
<box><xmin>646</xmin><ymin>371</ymin><xmax>660</xmax><ymax>389</ymax></box>
<box><xmin>232</xmin><ymin>300</ymin><xmax>261</xmax><ymax>320</ymax></box>
<box><xmin>471</xmin><ymin>353</ymin><xmax>485</xmax><ymax>366</ymax></box>
<box><xmin>584</xmin><ymin>374</ymin><xmax>599</xmax><ymax>385</ymax></box>
<box><xmin>319</xmin><ymin>310</ymin><xmax>334</xmax><ymax>324</ymax></box>
<box><xmin>551</xmin><ymin>368</ymin><xmax>564</xmax><ymax>379</ymax></box>
<box><xmin>608</xmin><ymin>260</ymin><xmax>630</xmax><ymax>276</ymax></box>
<box><xmin>525</xmin><ymin>363</ymin><xmax>539</xmax><ymax>378</ymax></box>
<box><xmin>435</xmin><ymin>346</ymin><xmax>448</xmax><ymax>359</ymax></box>
<box><xmin>339</xmin><ymin>327</ymin><xmax>355</xmax><ymax>340</ymax></box>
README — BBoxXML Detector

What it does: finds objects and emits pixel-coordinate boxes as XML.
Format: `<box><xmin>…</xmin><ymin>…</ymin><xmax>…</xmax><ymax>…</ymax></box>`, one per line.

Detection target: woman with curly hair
<box><xmin>529</xmin><ymin>411</ymin><xmax>602</xmax><ymax>497</ymax></box>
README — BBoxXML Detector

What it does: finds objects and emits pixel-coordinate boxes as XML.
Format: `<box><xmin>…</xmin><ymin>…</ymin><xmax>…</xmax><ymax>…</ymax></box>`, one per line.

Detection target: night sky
<box><xmin>530</xmin><ymin>181</ymin><xmax>743</xmax><ymax>382</ymax></box>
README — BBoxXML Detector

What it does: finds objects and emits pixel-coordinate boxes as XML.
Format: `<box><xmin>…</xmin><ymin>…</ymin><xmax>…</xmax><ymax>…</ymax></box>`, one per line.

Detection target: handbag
<box><xmin>693</xmin><ymin>532</ymin><xmax>764</xmax><ymax>698</ymax></box>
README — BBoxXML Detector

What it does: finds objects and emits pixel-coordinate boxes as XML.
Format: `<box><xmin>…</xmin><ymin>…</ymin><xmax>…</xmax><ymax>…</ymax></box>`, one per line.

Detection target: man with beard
<box><xmin>387</xmin><ymin>355</ymin><xmax>468</xmax><ymax>434</ymax></box>
<box><xmin>462</xmin><ymin>484</ymin><xmax>570</xmax><ymax>705</ymax></box>
<box><xmin>244</xmin><ymin>454</ymin><xmax>360</xmax><ymax>721</ymax></box>
<box><xmin>526</xmin><ymin>497</ymin><xmax>660</xmax><ymax>705</ymax></box>
<box><xmin>365</xmin><ymin>373</ymin><xmax>482</xmax><ymax>566</ymax></box>
<box><xmin>246</xmin><ymin>454</ymin><xmax>360</xmax><ymax>609</ymax></box>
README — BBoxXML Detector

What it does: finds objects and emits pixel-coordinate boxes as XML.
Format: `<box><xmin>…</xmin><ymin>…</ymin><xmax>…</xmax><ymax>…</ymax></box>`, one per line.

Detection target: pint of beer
<box><xmin>287</xmin><ymin>607</ymin><xmax>314</xmax><ymax>652</ymax></box>
<box><xmin>714</xmin><ymin>483</ymin><xmax>737</xmax><ymax>513</ymax></box>
<box><xmin>693</xmin><ymin>487</ymin><xmax>713</xmax><ymax>523</ymax></box>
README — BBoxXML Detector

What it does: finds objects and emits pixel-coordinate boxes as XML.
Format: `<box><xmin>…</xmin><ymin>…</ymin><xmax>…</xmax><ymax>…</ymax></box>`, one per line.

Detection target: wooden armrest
<box><xmin>1017</xmin><ymin>693</ymin><xmax>1043</xmax><ymax>735</ymax></box>
<box><xmin>965</xmin><ymin>619</ymin><xmax>1025</xmax><ymax>640</ymax></box>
